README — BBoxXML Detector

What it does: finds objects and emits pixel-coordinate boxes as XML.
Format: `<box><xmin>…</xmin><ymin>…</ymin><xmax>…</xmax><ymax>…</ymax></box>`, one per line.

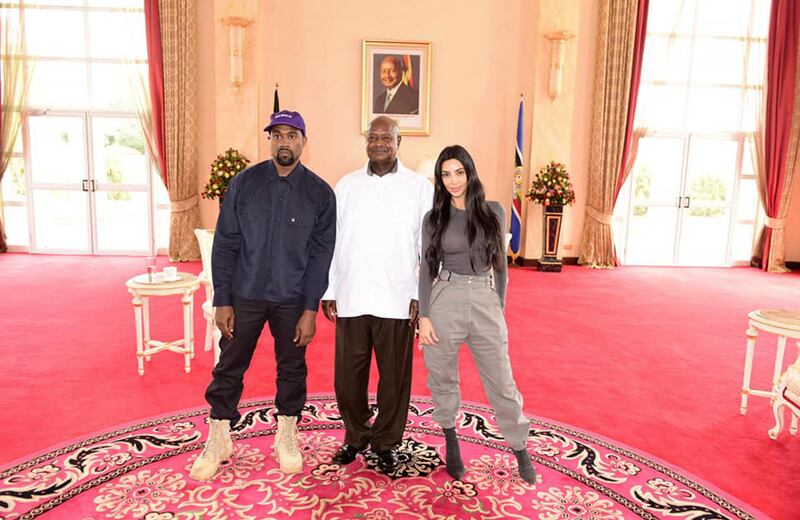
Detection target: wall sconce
<box><xmin>223</xmin><ymin>17</ymin><xmax>252</xmax><ymax>91</ymax></box>
<box><xmin>545</xmin><ymin>30</ymin><xmax>575</xmax><ymax>100</ymax></box>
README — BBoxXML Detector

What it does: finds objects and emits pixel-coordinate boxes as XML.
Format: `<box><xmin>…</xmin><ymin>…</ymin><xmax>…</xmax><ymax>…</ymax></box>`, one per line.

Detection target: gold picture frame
<box><xmin>361</xmin><ymin>39</ymin><xmax>431</xmax><ymax>136</ymax></box>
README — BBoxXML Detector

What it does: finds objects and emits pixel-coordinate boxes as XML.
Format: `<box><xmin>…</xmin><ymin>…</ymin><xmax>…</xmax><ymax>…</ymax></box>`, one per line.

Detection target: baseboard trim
<box><xmin>509</xmin><ymin>257</ymin><xmax>579</xmax><ymax>268</ymax></box>
<box><xmin>507</xmin><ymin>258</ymin><xmax>798</xmax><ymax>270</ymax></box>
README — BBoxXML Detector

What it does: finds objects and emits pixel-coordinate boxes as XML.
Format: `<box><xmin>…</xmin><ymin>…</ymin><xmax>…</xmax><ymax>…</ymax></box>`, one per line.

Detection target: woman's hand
<box><xmin>418</xmin><ymin>317</ymin><xmax>439</xmax><ymax>347</ymax></box>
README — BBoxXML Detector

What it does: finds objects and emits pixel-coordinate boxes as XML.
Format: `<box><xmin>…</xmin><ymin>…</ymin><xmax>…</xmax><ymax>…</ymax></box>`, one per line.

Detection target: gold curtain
<box><xmin>753</xmin><ymin>28</ymin><xmax>800</xmax><ymax>272</ymax></box>
<box><xmin>0</xmin><ymin>4</ymin><xmax>33</xmax><ymax>253</ymax></box>
<box><xmin>578</xmin><ymin>0</ymin><xmax>641</xmax><ymax>268</ymax></box>
<box><xmin>160</xmin><ymin>0</ymin><xmax>200</xmax><ymax>260</ymax></box>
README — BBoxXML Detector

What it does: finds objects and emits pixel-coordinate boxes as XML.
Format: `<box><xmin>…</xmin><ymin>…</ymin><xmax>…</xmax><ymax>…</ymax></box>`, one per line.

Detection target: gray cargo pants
<box><xmin>422</xmin><ymin>270</ymin><xmax>530</xmax><ymax>451</ymax></box>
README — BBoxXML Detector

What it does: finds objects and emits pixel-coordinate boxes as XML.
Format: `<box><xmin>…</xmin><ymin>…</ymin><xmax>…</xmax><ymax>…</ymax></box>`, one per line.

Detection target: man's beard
<box><xmin>275</xmin><ymin>149</ymin><xmax>295</xmax><ymax>166</ymax></box>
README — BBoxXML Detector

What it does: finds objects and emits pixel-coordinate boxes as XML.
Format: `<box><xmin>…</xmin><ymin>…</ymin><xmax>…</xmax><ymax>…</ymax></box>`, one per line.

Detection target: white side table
<box><xmin>125</xmin><ymin>272</ymin><xmax>200</xmax><ymax>375</ymax></box>
<box><xmin>741</xmin><ymin>309</ymin><xmax>800</xmax><ymax>435</ymax></box>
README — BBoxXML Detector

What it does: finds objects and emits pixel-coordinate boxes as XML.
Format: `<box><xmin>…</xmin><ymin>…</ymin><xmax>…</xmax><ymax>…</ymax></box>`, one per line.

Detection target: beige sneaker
<box><xmin>274</xmin><ymin>415</ymin><xmax>303</xmax><ymax>473</ymax></box>
<box><xmin>189</xmin><ymin>418</ymin><xmax>233</xmax><ymax>481</ymax></box>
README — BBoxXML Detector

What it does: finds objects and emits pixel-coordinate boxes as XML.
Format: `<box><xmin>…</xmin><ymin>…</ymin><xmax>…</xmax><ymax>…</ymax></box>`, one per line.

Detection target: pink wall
<box><xmin>253</xmin><ymin>0</ymin><xmax>542</xmax><ymax>258</ymax></box>
<box><xmin>195</xmin><ymin>1</ymin><xmax>796</xmax><ymax>262</ymax></box>
<box><xmin>196</xmin><ymin>0</ymin><xmax>598</xmax><ymax>261</ymax></box>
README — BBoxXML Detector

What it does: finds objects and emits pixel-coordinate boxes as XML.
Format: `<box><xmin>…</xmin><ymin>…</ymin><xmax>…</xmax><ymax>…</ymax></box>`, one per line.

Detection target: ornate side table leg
<box><xmin>189</xmin><ymin>290</ymin><xmax>196</xmax><ymax>358</ymax></box>
<box><xmin>768</xmin><ymin>400</ymin><xmax>784</xmax><ymax>440</ymax></box>
<box><xmin>182</xmin><ymin>288</ymin><xmax>192</xmax><ymax>373</ymax></box>
<box><xmin>773</xmin><ymin>335</ymin><xmax>787</xmax><ymax>391</ymax></box>
<box><xmin>143</xmin><ymin>296</ymin><xmax>151</xmax><ymax>361</ymax></box>
<box><xmin>132</xmin><ymin>292</ymin><xmax>145</xmax><ymax>376</ymax></box>
<box><xmin>741</xmin><ymin>326</ymin><xmax>758</xmax><ymax>415</ymax></box>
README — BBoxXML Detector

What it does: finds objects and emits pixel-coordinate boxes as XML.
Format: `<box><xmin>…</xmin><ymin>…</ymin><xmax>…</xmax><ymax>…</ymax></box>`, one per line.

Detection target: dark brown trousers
<box><xmin>334</xmin><ymin>315</ymin><xmax>414</xmax><ymax>452</ymax></box>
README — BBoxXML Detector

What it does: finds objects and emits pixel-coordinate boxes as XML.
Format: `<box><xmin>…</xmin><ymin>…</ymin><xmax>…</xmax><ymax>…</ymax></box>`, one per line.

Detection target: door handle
<box><xmin>677</xmin><ymin>196</ymin><xmax>681</xmax><ymax>208</ymax></box>
<box><xmin>91</xmin><ymin>180</ymin><xmax>97</xmax><ymax>192</ymax></box>
<box><xmin>82</xmin><ymin>179</ymin><xmax>89</xmax><ymax>192</ymax></box>
<box><xmin>683</xmin><ymin>196</ymin><xmax>690</xmax><ymax>208</ymax></box>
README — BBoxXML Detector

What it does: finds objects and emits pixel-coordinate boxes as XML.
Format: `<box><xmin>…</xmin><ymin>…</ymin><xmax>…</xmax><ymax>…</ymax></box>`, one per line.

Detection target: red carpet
<box><xmin>0</xmin><ymin>254</ymin><xmax>798</xmax><ymax>518</ymax></box>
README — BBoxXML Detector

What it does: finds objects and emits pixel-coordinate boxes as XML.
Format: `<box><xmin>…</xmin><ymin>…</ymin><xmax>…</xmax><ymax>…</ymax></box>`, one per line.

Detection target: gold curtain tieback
<box><xmin>170</xmin><ymin>194</ymin><xmax>199</xmax><ymax>213</ymax></box>
<box><xmin>586</xmin><ymin>205</ymin><xmax>613</xmax><ymax>225</ymax></box>
<box><xmin>765</xmin><ymin>217</ymin><xmax>786</xmax><ymax>230</ymax></box>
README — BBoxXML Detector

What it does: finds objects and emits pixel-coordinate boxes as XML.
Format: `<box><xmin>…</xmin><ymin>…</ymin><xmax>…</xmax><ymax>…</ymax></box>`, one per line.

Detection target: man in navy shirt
<box><xmin>190</xmin><ymin>111</ymin><xmax>336</xmax><ymax>481</ymax></box>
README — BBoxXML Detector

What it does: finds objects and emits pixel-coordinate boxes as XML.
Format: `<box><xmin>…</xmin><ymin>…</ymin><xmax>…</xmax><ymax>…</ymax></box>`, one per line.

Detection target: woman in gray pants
<box><xmin>417</xmin><ymin>144</ymin><xmax>536</xmax><ymax>484</ymax></box>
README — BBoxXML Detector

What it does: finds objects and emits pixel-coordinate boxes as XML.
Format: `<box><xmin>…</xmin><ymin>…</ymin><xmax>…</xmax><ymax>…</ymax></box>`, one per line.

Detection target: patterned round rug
<box><xmin>0</xmin><ymin>395</ymin><xmax>762</xmax><ymax>519</ymax></box>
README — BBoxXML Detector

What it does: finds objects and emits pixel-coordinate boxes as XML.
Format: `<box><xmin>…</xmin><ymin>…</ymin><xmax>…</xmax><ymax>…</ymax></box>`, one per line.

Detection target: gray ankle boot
<box><xmin>443</xmin><ymin>428</ymin><xmax>465</xmax><ymax>479</ymax></box>
<box><xmin>513</xmin><ymin>448</ymin><xmax>537</xmax><ymax>484</ymax></box>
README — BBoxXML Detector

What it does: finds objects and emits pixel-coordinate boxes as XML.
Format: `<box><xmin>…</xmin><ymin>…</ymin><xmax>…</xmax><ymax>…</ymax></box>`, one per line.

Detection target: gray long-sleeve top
<box><xmin>418</xmin><ymin>201</ymin><xmax>508</xmax><ymax>317</ymax></box>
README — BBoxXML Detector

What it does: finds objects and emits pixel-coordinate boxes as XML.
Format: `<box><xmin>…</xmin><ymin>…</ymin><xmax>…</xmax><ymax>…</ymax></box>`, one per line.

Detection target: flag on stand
<box><xmin>509</xmin><ymin>97</ymin><xmax>524</xmax><ymax>261</ymax></box>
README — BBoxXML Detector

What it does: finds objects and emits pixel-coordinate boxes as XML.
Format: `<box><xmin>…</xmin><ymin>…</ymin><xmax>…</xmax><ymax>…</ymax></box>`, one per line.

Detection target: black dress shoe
<box><xmin>331</xmin><ymin>444</ymin><xmax>365</xmax><ymax>465</ymax></box>
<box><xmin>376</xmin><ymin>448</ymin><xmax>398</xmax><ymax>473</ymax></box>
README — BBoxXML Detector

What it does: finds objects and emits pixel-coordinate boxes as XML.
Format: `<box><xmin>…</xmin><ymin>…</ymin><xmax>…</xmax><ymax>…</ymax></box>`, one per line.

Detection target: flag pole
<box><xmin>508</xmin><ymin>94</ymin><xmax>525</xmax><ymax>265</ymax></box>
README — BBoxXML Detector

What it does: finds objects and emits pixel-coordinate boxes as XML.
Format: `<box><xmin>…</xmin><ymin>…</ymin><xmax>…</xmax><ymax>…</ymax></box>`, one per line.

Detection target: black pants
<box><xmin>334</xmin><ymin>315</ymin><xmax>414</xmax><ymax>452</ymax></box>
<box><xmin>205</xmin><ymin>294</ymin><xmax>306</xmax><ymax>425</ymax></box>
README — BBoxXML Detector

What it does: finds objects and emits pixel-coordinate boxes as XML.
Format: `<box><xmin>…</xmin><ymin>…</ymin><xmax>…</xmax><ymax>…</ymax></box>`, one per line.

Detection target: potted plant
<box><xmin>202</xmin><ymin>148</ymin><xmax>250</xmax><ymax>206</ymax></box>
<box><xmin>526</xmin><ymin>161</ymin><xmax>575</xmax><ymax>272</ymax></box>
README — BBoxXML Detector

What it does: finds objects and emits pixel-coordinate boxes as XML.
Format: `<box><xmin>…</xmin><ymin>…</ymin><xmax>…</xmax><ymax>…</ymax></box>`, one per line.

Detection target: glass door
<box><xmin>619</xmin><ymin>135</ymin><xmax>742</xmax><ymax>266</ymax></box>
<box><xmin>25</xmin><ymin>112</ymin><xmax>154</xmax><ymax>254</ymax></box>
<box><xmin>90</xmin><ymin>116</ymin><xmax>152</xmax><ymax>254</ymax></box>
<box><xmin>27</xmin><ymin>113</ymin><xmax>92</xmax><ymax>253</ymax></box>
<box><xmin>677</xmin><ymin>137</ymin><xmax>739</xmax><ymax>265</ymax></box>
<box><xmin>622</xmin><ymin>136</ymin><xmax>686</xmax><ymax>265</ymax></box>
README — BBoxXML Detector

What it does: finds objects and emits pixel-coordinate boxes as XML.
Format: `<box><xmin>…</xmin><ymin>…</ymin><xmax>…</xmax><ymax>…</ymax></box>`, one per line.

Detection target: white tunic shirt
<box><xmin>322</xmin><ymin>160</ymin><xmax>434</xmax><ymax>319</ymax></box>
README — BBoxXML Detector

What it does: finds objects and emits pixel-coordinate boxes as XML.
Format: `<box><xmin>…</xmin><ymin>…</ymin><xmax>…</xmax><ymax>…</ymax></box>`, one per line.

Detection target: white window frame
<box><xmin>1</xmin><ymin>0</ymin><xmax>167</xmax><ymax>255</ymax></box>
<box><xmin>616</xmin><ymin>0</ymin><xmax>766</xmax><ymax>266</ymax></box>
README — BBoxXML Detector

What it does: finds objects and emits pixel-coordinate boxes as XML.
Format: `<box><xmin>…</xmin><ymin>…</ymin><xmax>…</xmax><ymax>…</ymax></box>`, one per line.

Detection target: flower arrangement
<box><xmin>201</xmin><ymin>148</ymin><xmax>250</xmax><ymax>200</ymax></box>
<box><xmin>526</xmin><ymin>161</ymin><xmax>576</xmax><ymax>207</ymax></box>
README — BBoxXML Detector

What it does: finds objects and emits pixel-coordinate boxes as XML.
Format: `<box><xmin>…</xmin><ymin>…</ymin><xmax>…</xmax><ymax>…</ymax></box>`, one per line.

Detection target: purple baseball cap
<box><xmin>264</xmin><ymin>110</ymin><xmax>306</xmax><ymax>136</ymax></box>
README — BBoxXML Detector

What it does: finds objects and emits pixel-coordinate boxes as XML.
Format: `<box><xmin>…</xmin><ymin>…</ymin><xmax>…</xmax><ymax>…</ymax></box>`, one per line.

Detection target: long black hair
<box><xmin>425</xmin><ymin>145</ymin><xmax>504</xmax><ymax>276</ymax></box>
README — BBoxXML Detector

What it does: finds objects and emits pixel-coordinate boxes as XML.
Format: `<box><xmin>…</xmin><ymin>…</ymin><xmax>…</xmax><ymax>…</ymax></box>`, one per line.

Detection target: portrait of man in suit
<box><xmin>373</xmin><ymin>55</ymin><xmax>419</xmax><ymax>115</ymax></box>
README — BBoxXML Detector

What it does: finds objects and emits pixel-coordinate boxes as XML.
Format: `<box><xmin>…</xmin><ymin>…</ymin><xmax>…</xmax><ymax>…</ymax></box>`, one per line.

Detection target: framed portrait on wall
<box><xmin>361</xmin><ymin>39</ymin><xmax>431</xmax><ymax>136</ymax></box>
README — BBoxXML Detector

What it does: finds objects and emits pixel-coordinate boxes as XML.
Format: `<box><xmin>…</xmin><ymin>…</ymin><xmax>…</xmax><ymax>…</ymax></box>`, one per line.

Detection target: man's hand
<box><xmin>294</xmin><ymin>310</ymin><xmax>317</xmax><ymax>347</ymax></box>
<box><xmin>215</xmin><ymin>306</ymin><xmax>235</xmax><ymax>339</ymax></box>
<box><xmin>408</xmin><ymin>299</ymin><xmax>419</xmax><ymax>327</ymax></box>
<box><xmin>321</xmin><ymin>300</ymin><xmax>337</xmax><ymax>322</ymax></box>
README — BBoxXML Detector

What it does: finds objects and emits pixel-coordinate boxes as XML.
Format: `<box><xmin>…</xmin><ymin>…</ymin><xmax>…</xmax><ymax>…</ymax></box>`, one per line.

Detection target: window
<box><xmin>1</xmin><ymin>0</ymin><xmax>168</xmax><ymax>254</ymax></box>
<box><xmin>615</xmin><ymin>0</ymin><xmax>769</xmax><ymax>266</ymax></box>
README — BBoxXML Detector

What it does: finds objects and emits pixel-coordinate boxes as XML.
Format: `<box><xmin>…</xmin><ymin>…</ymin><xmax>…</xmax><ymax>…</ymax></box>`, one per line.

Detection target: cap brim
<box><xmin>264</xmin><ymin>123</ymin><xmax>305</xmax><ymax>135</ymax></box>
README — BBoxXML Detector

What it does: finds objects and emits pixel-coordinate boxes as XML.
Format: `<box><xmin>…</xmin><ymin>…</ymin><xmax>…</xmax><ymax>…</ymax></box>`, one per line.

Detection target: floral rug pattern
<box><xmin>0</xmin><ymin>396</ymin><xmax>761</xmax><ymax>519</ymax></box>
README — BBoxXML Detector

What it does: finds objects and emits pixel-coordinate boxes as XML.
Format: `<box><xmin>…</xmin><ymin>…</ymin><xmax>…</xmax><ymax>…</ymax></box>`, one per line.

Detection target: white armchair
<box><xmin>769</xmin><ymin>358</ymin><xmax>800</xmax><ymax>439</ymax></box>
<box><xmin>194</xmin><ymin>228</ymin><xmax>221</xmax><ymax>365</ymax></box>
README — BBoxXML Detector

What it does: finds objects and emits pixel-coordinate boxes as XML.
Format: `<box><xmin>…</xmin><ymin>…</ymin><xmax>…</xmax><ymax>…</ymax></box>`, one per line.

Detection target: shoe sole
<box><xmin>274</xmin><ymin>448</ymin><xmax>303</xmax><ymax>473</ymax></box>
<box><xmin>189</xmin><ymin>453</ymin><xmax>231</xmax><ymax>482</ymax></box>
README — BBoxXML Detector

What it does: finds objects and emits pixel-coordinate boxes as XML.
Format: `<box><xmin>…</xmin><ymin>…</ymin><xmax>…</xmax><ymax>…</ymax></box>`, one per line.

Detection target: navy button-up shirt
<box><xmin>211</xmin><ymin>160</ymin><xmax>336</xmax><ymax>311</ymax></box>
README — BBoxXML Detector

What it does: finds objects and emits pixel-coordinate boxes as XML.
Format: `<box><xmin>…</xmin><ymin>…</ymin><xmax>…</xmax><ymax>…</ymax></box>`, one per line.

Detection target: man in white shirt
<box><xmin>321</xmin><ymin>116</ymin><xmax>433</xmax><ymax>474</ymax></box>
